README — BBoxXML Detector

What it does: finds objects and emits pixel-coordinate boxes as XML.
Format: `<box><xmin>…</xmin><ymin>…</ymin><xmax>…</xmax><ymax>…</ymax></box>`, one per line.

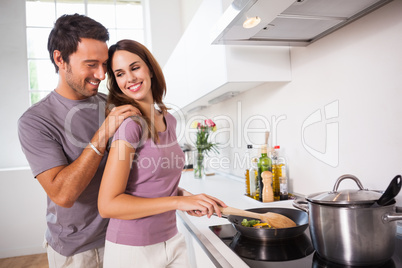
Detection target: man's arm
<box><xmin>36</xmin><ymin>105</ymin><xmax>139</xmax><ymax>208</ymax></box>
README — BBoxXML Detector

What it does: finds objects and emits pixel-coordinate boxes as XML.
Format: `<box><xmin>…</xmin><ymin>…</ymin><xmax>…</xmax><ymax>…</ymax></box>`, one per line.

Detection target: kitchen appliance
<box><xmin>293</xmin><ymin>174</ymin><xmax>402</xmax><ymax>266</ymax></box>
<box><xmin>211</xmin><ymin>0</ymin><xmax>393</xmax><ymax>46</ymax></box>
<box><xmin>209</xmin><ymin>223</ymin><xmax>402</xmax><ymax>267</ymax></box>
<box><xmin>181</xmin><ymin>143</ymin><xmax>194</xmax><ymax>170</ymax></box>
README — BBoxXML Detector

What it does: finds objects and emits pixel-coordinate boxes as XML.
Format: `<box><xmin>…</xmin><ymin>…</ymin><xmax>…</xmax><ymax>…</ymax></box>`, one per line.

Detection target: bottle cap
<box><xmin>274</xmin><ymin>145</ymin><xmax>280</xmax><ymax>149</ymax></box>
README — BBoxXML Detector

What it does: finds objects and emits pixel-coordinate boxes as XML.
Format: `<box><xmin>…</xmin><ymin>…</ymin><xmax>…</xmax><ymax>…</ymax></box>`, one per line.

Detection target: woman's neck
<box><xmin>138</xmin><ymin>102</ymin><xmax>158</xmax><ymax>118</ymax></box>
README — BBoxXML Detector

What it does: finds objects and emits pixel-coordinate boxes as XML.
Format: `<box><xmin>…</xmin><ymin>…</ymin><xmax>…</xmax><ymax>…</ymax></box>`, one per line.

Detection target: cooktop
<box><xmin>209</xmin><ymin>224</ymin><xmax>402</xmax><ymax>268</ymax></box>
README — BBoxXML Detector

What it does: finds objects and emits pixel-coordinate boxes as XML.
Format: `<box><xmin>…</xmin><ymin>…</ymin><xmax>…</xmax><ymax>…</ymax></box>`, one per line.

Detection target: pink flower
<box><xmin>205</xmin><ymin>119</ymin><xmax>216</xmax><ymax>127</ymax></box>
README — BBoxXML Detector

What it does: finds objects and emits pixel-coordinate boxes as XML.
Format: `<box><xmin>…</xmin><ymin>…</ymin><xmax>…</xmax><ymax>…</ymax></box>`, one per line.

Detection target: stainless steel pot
<box><xmin>293</xmin><ymin>174</ymin><xmax>402</xmax><ymax>266</ymax></box>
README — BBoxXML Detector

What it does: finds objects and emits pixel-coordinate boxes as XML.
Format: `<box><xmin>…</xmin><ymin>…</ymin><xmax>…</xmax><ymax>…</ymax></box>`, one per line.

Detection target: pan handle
<box><xmin>382</xmin><ymin>206</ymin><xmax>402</xmax><ymax>223</ymax></box>
<box><xmin>293</xmin><ymin>198</ymin><xmax>309</xmax><ymax>213</ymax></box>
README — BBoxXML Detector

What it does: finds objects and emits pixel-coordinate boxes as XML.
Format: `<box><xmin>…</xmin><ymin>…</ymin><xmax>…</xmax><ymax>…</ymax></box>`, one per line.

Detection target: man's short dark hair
<box><xmin>48</xmin><ymin>14</ymin><xmax>109</xmax><ymax>73</ymax></box>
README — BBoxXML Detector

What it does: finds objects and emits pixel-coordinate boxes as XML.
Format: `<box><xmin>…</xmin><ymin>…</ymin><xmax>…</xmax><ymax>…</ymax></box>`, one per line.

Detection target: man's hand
<box><xmin>94</xmin><ymin>105</ymin><xmax>141</xmax><ymax>152</ymax></box>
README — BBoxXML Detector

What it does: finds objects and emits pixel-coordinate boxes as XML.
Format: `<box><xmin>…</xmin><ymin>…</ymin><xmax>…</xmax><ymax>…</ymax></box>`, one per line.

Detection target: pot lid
<box><xmin>307</xmin><ymin>174</ymin><xmax>383</xmax><ymax>205</ymax></box>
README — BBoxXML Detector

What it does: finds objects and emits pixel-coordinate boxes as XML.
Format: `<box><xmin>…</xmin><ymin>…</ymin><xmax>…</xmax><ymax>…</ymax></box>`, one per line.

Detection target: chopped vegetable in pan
<box><xmin>241</xmin><ymin>219</ymin><xmax>260</xmax><ymax>227</ymax></box>
<box><xmin>241</xmin><ymin>219</ymin><xmax>274</xmax><ymax>229</ymax></box>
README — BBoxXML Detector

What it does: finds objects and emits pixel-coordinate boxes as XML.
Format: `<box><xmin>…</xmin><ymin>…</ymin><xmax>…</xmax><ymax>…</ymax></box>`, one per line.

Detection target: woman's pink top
<box><xmin>106</xmin><ymin>112</ymin><xmax>185</xmax><ymax>246</ymax></box>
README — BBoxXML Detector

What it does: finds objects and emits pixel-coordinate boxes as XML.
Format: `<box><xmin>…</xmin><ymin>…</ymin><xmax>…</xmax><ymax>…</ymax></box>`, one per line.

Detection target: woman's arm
<box><xmin>177</xmin><ymin>187</ymin><xmax>193</xmax><ymax>197</ymax></box>
<box><xmin>98</xmin><ymin>140</ymin><xmax>226</xmax><ymax>220</ymax></box>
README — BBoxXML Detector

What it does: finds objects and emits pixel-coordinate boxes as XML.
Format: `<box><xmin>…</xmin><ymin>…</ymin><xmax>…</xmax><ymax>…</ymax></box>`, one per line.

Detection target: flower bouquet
<box><xmin>191</xmin><ymin>119</ymin><xmax>219</xmax><ymax>178</ymax></box>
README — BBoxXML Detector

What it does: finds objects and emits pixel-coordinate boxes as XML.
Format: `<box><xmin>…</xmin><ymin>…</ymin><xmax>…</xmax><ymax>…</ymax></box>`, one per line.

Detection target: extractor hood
<box><xmin>211</xmin><ymin>0</ymin><xmax>393</xmax><ymax>46</ymax></box>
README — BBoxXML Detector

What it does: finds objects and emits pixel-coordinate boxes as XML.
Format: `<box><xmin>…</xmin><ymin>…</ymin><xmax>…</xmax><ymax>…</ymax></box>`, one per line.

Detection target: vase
<box><xmin>194</xmin><ymin>151</ymin><xmax>205</xmax><ymax>179</ymax></box>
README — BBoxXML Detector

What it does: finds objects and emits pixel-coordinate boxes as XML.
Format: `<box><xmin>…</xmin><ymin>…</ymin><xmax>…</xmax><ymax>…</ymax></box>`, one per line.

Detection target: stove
<box><xmin>209</xmin><ymin>224</ymin><xmax>402</xmax><ymax>268</ymax></box>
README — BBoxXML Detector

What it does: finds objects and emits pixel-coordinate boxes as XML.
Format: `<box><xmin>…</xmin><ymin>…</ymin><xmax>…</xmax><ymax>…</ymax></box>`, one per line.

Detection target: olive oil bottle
<box><xmin>245</xmin><ymin>169</ymin><xmax>250</xmax><ymax>197</ymax></box>
<box><xmin>272</xmin><ymin>146</ymin><xmax>282</xmax><ymax>201</ymax></box>
<box><xmin>249</xmin><ymin>157</ymin><xmax>259</xmax><ymax>200</ymax></box>
<box><xmin>272</xmin><ymin>145</ymin><xmax>288</xmax><ymax>200</ymax></box>
<box><xmin>244</xmin><ymin>145</ymin><xmax>253</xmax><ymax>197</ymax></box>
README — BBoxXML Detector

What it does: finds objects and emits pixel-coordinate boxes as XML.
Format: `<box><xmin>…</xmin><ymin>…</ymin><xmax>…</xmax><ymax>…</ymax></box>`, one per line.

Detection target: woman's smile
<box><xmin>128</xmin><ymin>82</ymin><xmax>142</xmax><ymax>92</ymax></box>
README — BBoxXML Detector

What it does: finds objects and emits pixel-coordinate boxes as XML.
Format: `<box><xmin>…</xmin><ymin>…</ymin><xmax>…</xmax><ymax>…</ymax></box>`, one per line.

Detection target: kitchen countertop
<box><xmin>177</xmin><ymin>171</ymin><xmax>299</xmax><ymax>268</ymax></box>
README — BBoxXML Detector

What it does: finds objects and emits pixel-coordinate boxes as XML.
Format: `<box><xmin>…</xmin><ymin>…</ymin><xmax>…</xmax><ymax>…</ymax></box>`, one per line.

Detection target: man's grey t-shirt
<box><xmin>18</xmin><ymin>91</ymin><xmax>109</xmax><ymax>256</ymax></box>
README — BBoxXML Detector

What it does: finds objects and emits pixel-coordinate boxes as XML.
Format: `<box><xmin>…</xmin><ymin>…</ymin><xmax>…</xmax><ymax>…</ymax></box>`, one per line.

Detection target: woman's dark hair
<box><xmin>47</xmin><ymin>13</ymin><xmax>109</xmax><ymax>73</ymax></box>
<box><xmin>106</xmin><ymin>39</ymin><xmax>168</xmax><ymax>143</ymax></box>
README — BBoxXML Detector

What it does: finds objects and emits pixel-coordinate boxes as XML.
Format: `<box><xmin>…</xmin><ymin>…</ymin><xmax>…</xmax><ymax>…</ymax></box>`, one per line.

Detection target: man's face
<box><xmin>64</xmin><ymin>38</ymin><xmax>109</xmax><ymax>100</ymax></box>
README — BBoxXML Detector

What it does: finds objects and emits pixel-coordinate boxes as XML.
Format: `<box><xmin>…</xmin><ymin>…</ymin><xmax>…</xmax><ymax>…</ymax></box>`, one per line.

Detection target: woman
<box><xmin>98</xmin><ymin>39</ymin><xmax>226</xmax><ymax>267</ymax></box>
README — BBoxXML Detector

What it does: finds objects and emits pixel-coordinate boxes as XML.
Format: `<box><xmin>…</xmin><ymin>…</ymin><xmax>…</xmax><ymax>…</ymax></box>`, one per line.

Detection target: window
<box><xmin>26</xmin><ymin>0</ymin><xmax>144</xmax><ymax>105</ymax></box>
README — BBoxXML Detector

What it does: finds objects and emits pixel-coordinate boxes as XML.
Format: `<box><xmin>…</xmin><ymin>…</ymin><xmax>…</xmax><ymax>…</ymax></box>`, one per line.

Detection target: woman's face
<box><xmin>111</xmin><ymin>50</ymin><xmax>152</xmax><ymax>103</ymax></box>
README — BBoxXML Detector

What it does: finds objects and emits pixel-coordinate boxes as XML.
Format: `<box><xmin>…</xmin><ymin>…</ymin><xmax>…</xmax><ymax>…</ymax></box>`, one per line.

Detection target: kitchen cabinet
<box><xmin>177</xmin><ymin>215</ymin><xmax>217</xmax><ymax>268</ymax></box>
<box><xmin>163</xmin><ymin>0</ymin><xmax>291</xmax><ymax>113</ymax></box>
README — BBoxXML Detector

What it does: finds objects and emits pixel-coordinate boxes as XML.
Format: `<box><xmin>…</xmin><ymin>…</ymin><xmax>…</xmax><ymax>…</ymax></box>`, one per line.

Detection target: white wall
<box><xmin>0</xmin><ymin>168</ymin><xmax>47</xmax><ymax>258</ymax></box>
<box><xmin>0</xmin><ymin>0</ymin><xmax>30</xmax><ymax>169</ymax></box>
<box><xmin>183</xmin><ymin>0</ymin><xmax>402</xmax><ymax>201</ymax></box>
<box><xmin>179</xmin><ymin>0</ymin><xmax>203</xmax><ymax>33</ymax></box>
<box><xmin>0</xmin><ymin>0</ymin><xmax>46</xmax><ymax>258</ymax></box>
<box><xmin>146</xmin><ymin>0</ymin><xmax>203</xmax><ymax>67</ymax></box>
<box><xmin>145</xmin><ymin>0</ymin><xmax>182</xmax><ymax>67</ymax></box>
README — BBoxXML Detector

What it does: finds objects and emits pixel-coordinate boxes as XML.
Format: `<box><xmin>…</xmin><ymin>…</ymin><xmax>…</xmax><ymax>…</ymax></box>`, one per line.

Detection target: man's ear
<box><xmin>53</xmin><ymin>50</ymin><xmax>65</xmax><ymax>70</ymax></box>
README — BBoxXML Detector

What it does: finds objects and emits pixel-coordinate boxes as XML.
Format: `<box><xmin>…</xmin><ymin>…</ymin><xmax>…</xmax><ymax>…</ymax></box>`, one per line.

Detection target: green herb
<box><xmin>241</xmin><ymin>218</ymin><xmax>260</xmax><ymax>227</ymax></box>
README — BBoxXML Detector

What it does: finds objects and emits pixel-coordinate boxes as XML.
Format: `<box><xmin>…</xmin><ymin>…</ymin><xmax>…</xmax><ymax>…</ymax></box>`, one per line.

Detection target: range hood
<box><xmin>211</xmin><ymin>0</ymin><xmax>393</xmax><ymax>46</ymax></box>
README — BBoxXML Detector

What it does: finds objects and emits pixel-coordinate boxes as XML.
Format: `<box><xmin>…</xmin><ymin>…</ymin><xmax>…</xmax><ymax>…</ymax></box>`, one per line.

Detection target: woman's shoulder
<box><xmin>114</xmin><ymin>116</ymin><xmax>147</xmax><ymax>145</ymax></box>
<box><xmin>118</xmin><ymin>116</ymin><xmax>145</xmax><ymax>134</ymax></box>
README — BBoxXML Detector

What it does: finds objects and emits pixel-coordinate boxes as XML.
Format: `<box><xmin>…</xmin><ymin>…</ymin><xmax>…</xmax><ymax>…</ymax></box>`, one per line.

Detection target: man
<box><xmin>18</xmin><ymin>14</ymin><xmax>138</xmax><ymax>267</ymax></box>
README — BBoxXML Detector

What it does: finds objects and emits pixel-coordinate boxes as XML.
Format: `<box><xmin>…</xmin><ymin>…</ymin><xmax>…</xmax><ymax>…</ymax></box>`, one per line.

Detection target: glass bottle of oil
<box><xmin>249</xmin><ymin>157</ymin><xmax>259</xmax><ymax>200</ymax></box>
<box><xmin>272</xmin><ymin>146</ymin><xmax>282</xmax><ymax>201</ymax></box>
<box><xmin>273</xmin><ymin>146</ymin><xmax>288</xmax><ymax>201</ymax></box>
<box><xmin>244</xmin><ymin>170</ymin><xmax>250</xmax><ymax>196</ymax></box>
<box><xmin>244</xmin><ymin>145</ymin><xmax>253</xmax><ymax>197</ymax></box>
<box><xmin>279</xmin><ymin>175</ymin><xmax>289</xmax><ymax>200</ymax></box>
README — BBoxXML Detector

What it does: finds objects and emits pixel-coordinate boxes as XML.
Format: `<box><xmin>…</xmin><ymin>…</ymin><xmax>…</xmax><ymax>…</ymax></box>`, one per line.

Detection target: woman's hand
<box><xmin>177</xmin><ymin>193</ymin><xmax>227</xmax><ymax>218</ymax></box>
<box><xmin>177</xmin><ymin>188</ymin><xmax>206</xmax><ymax>217</ymax></box>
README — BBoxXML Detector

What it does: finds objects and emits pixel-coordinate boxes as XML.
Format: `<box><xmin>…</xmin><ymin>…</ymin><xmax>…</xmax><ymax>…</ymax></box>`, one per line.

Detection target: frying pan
<box><xmin>227</xmin><ymin>207</ymin><xmax>308</xmax><ymax>241</ymax></box>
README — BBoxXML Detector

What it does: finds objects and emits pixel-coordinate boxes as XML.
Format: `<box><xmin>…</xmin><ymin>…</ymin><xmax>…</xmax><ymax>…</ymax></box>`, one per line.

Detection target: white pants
<box><xmin>44</xmin><ymin>240</ymin><xmax>104</xmax><ymax>268</ymax></box>
<box><xmin>104</xmin><ymin>233</ymin><xmax>190</xmax><ymax>268</ymax></box>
